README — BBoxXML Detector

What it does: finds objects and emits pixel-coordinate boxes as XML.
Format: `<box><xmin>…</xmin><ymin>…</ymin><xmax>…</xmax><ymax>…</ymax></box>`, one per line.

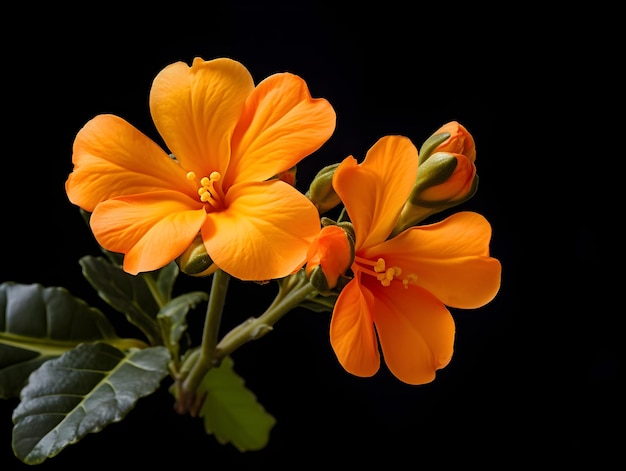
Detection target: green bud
<box><xmin>176</xmin><ymin>233</ymin><xmax>218</xmax><ymax>277</ymax></box>
<box><xmin>306</xmin><ymin>163</ymin><xmax>342</xmax><ymax>214</ymax></box>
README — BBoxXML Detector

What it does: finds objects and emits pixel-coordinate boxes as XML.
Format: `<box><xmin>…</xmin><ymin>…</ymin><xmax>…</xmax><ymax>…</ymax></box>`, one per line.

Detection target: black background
<box><xmin>1</xmin><ymin>2</ymin><xmax>619</xmax><ymax>468</ymax></box>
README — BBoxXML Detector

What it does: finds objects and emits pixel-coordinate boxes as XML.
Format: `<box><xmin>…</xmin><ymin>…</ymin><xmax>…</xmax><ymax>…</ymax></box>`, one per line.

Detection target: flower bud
<box><xmin>305</xmin><ymin>224</ymin><xmax>354</xmax><ymax>292</ymax></box>
<box><xmin>176</xmin><ymin>233</ymin><xmax>219</xmax><ymax>277</ymax></box>
<box><xmin>411</xmin><ymin>152</ymin><xmax>477</xmax><ymax>206</ymax></box>
<box><xmin>418</xmin><ymin>121</ymin><xmax>476</xmax><ymax>165</ymax></box>
<box><xmin>391</xmin><ymin>152</ymin><xmax>478</xmax><ymax>237</ymax></box>
<box><xmin>306</xmin><ymin>163</ymin><xmax>342</xmax><ymax>214</ymax></box>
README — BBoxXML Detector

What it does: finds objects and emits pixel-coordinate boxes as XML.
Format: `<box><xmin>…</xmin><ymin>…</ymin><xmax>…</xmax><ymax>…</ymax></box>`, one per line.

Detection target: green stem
<box><xmin>214</xmin><ymin>273</ymin><xmax>318</xmax><ymax>360</ymax></box>
<box><xmin>176</xmin><ymin>270</ymin><xmax>317</xmax><ymax>415</ymax></box>
<box><xmin>181</xmin><ymin>269</ymin><xmax>230</xmax><ymax>392</ymax></box>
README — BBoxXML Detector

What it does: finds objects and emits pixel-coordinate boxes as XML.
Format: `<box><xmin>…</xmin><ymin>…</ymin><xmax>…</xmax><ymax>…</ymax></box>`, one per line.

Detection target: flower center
<box><xmin>187</xmin><ymin>171</ymin><xmax>223</xmax><ymax>209</ymax></box>
<box><xmin>354</xmin><ymin>256</ymin><xmax>418</xmax><ymax>289</ymax></box>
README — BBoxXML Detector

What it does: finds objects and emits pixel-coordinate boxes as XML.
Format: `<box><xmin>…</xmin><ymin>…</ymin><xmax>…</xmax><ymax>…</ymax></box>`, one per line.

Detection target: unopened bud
<box><xmin>176</xmin><ymin>233</ymin><xmax>219</xmax><ymax>277</ymax></box>
<box><xmin>391</xmin><ymin>152</ymin><xmax>478</xmax><ymax>237</ymax></box>
<box><xmin>419</xmin><ymin>121</ymin><xmax>476</xmax><ymax>165</ymax></box>
<box><xmin>306</xmin><ymin>163</ymin><xmax>342</xmax><ymax>214</ymax></box>
<box><xmin>305</xmin><ymin>224</ymin><xmax>354</xmax><ymax>292</ymax></box>
<box><xmin>411</xmin><ymin>152</ymin><xmax>477</xmax><ymax>206</ymax></box>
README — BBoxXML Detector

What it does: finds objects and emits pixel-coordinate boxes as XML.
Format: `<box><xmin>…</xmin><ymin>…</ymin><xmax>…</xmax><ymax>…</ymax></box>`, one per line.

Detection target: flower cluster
<box><xmin>2</xmin><ymin>56</ymin><xmax>501</xmax><ymax>464</ymax></box>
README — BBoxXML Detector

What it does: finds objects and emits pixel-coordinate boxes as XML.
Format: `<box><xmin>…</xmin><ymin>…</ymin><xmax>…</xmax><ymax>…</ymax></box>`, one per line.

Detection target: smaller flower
<box><xmin>313</xmin><ymin>134</ymin><xmax>501</xmax><ymax>385</ymax></box>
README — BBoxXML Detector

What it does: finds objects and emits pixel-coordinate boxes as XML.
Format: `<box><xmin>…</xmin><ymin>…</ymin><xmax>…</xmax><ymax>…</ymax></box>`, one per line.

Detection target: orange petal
<box><xmin>333</xmin><ymin>136</ymin><xmax>418</xmax><ymax>249</ymax></box>
<box><xmin>367</xmin><ymin>211</ymin><xmax>502</xmax><ymax>309</ymax></box>
<box><xmin>202</xmin><ymin>179</ymin><xmax>320</xmax><ymax>281</ymax></box>
<box><xmin>66</xmin><ymin>114</ymin><xmax>193</xmax><ymax>212</ymax></box>
<box><xmin>90</xmin><ymin>190</ymin><xmax>206</xmax><ymax>274</ymax></box>
<box><xmin>226</xmin><ymin>73</ymin><xmax>336</xmax><ymax>187</ymax></box>
<box><xmin>431</xmin><ymin>121</ymin><xmax>476</xmax><ymax>163</ymax></box>
<box><xmin>149</xmin><ymin>57</ymin><xmax>255</xmax><ymax>178</ymax></box>
<box><xmin>330</xmin><ymin>275</ymin><xmax>380</xmax><ymax>377</ymax></box>
<box><xmin>305</xmin><ymin>225</ymin><xmax>353</xmax><ymax>289</ymax></box>
<box><xmin>365</xmin><ymin>277</ymin><xmax>455</xmax><ymax>385</ymax></box>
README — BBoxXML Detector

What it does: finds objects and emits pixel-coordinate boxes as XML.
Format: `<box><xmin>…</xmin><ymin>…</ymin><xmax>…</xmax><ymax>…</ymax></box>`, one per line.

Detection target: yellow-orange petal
<box><xmin>366</xmin><ymin>211</ymin><xmax>502</xmax><ymax>309</ymax></box>
<box><xmin>149</xmin><ymin>57</ymin><xmax>255</xmax><ymax>177</ymax></box>
<box><xmin>365</xmin><ymin>277</ymin><xmax>455</xmax><ymax>385</ymax></box>
<box><xmin>333</xmin><ymin>136</ymin><xmax>418</xmax><ymax>249</ymax></box>
<box><xmin>90</xmin><ymin>190</ymin><xmax>206</xmax><ymax>275</ymax></box>
<box><xmin>66</xmin><ymin>114</ymin><xmax>193</xmax><ymax>212</ymax></box>
<box><xmin>201</xmin><ymin>179</ymin><xmax>320</xmax><ymax>281</ymax></box>
<box><xmin>330</xmin><ymin>275</ymin><xmax>380</xmax><ymax>377</ymax></box>
<box><xmin>226</xmin><ymin>72</ymin><xmax>336</xmax><ymax>188</ymax></box>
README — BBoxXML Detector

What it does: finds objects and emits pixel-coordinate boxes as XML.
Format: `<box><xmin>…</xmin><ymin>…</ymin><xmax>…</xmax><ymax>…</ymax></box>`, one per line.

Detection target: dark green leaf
<box><xmin>79</xmin><ymin>255</ymin><xmax>162</xmax><ymax>345</ymax></box>
<box><xmin>157</xmin><ymin>291</ymin><xmax>208</xmax><ymax>356</ymax></box>
<box><xmin>156</xmin><ymin>262</ymin><xmax>179</xmax><ymax>302</ymax></box>
<box><xmin>0</xmin><ymin>282</ymin><xmax>132</xmax><ymax>399</ymax></box>
<box><xmin>198</xmin><ymin>356</ymin><xmax>275</xmax><ymax>451</ymax></box>
<box><xmin>12</xmin><ymin>342</ymin><xmax>170</xmax><ymax>465</ymax></box>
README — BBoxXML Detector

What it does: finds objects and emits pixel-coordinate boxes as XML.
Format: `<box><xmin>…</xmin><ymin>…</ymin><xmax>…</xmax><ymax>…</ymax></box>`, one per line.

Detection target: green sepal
<box><xmin>418</xmin><ymin>131</ymin><xmax>450</xmax><ymax>165</ymax></box>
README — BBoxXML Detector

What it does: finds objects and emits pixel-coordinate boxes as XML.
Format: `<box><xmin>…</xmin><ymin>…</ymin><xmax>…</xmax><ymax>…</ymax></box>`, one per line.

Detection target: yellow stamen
<box><xmin>402</xmin><ymin>273</ymin><xmax>418</xmax><ymax>289</ymax></box>
<box><xmin>187</xmin><ymin>171</ymin><xmax>223</xmax><ymax>208</ymax></box>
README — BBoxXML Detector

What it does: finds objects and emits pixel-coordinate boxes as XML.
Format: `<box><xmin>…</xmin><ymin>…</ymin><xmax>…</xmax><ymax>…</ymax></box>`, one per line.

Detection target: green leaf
<box><xmin>157</xmin><ymin>291</ymin><xmax>209</xmax><ymax>357</ymax></box>
<box><xmin>198</xmin><ymin>356</ymin><xmax>276</xmax><ymax>451</ymax></box>
<box><xmin>0</xmin><ymin>282</ymin><xmax>138</xmax><ymax>399</ymax></box>
<box><xmin>79</xmin><ymin>255</ymin><xmax>163</xmax><ymax>345</ymax></box>
<box><xmin>12</xmin><ymin>342</ymin><xmax>170</xmax><ymax>465</ymax></box>
<box><xmin>156</xmin><ymin>262</ymin><xmax>179</xmax><ymax>302</ymax></box>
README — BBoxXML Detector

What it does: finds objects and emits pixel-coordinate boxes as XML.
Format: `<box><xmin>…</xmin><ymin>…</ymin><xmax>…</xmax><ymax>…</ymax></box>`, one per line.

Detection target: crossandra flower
<box><xmin>65</xmin><ymin>57</ymin><xmax>336</xmax><ymax>281</ymax></box>
<box><xmin>326</xmin><ymin>135</ymin><xmax>501</xmax><ymax>385</ymax></box>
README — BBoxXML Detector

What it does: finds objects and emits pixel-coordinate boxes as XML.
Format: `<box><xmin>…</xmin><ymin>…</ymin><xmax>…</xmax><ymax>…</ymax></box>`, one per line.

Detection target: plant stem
<box><xmin>214</xmin><ymin>274</ymin><xmax>318</xmax><ymax>359</ymax></box>
<box><xmin>179</xmin><ymin>269</ymin><xmax>230</xmax><ymax>399</ymax></box>
<box><xmin>176</xmin><ymin>271</ymin><xmax>318</xmax><ymax>414</ymax></box>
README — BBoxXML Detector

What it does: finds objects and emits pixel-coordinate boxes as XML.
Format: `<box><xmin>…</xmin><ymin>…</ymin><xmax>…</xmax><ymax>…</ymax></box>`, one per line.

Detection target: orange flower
<box><xmin>329</xmin><ymin>135</ymin><xmax>501</xmax><ymax>385</ymax></box>
<box><xmin>65</xmin><ymin>57</ymin><xmax>336</xmax><ymax>281</ymax></box>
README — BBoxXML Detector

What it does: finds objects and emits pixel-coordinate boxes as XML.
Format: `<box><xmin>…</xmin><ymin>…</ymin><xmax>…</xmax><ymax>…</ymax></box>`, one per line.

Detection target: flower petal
<box><xmin>365</xmin><ymin>277</ymin><xmax>455</xmax><ymax>385</ymax></box>
<box><xmin>226</xmin><ymin>72</ymin><xmax>336</xmax><ymax>187</ymax></box>
<box><xmin>149</xmin><ymin>57</ymin><xmax>255</xmax><ymax>177</ymax></box>
<box><xmin>66</xmin><ymin>114</ymin><xmax>193</xmax><ymax>211</ymax></box>
<box><xmin>90</xmin><ymin>190</ymin><xmax>206</xmax><ymax>274</ymax></box>
<box><xmin>201</xmin><ymin>179</ymin><xmax>320</xmax><ymax>280</ymax></box>
<box><xmin>333</xmin><ymin>136</ymin><xmax>418</xmax><ymax>249</ymax></box>
<box><xmin>330</xmin><ymin>275</ymin><xmax>380</xmax><ymax>377</ymax></box>
<box><xmin>305</xmin><ymin>225</ymin><xmax>353</xmax><ymax>289</ymax></box>
<box><xmin>366</xmin><ymin>211</ymin><xmax>502</xmax><ymax>309</ymax></box>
